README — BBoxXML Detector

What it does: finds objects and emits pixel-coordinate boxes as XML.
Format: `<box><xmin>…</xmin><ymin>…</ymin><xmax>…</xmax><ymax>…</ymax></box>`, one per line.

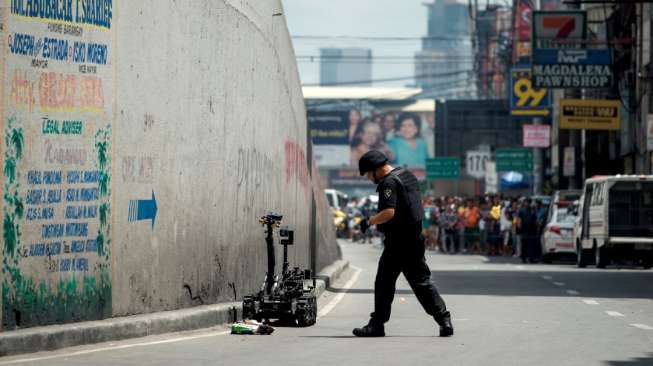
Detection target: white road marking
<box><xmin>553</xmin><ymin>282</ymin><xmax>565</xmax><ymax>287</ymax></box>
<box><xmin>582</xmin><ymin>299</ymin><xmax>599</xmax><ymax>305</ymax></box>
<box><xmin>0</xmin><ymin>330</ymin><xmax>231</xmax><ymax>365</ymax></box>
<box><xmin>606</xmin><ymin>311</ymin><xmax>625</xmax><ymax>317</ymax></box>
<box><xmin>516</xmin><ymin>265</ymin><xmax>525</xmax><ymax>270</ymax></box>
<box><xmin>566</xmin><ymin>290</ymin><xmax>580</xmax><ymax>295</ymax></box>
<box><xmin>542</xmin><ymin>276</ymin><xmax>553</xmax><ymax>280</ymax></box>
<box><xmin>317</xmin><ymin>266</ymin><xmax>362</xmax><ymax>318</ymax></box>
<box><xmin>630</xmin><ymin>324</ymin><xmax>653</xmax><ymax>330</ymax></box>
<box><xmin>0</xmin><ymin>268</ymin><xmax>363</xmax><ymax>365</ymax></box>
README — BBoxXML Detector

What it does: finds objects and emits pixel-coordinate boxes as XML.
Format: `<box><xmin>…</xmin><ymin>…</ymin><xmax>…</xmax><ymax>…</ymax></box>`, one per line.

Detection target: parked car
<box><xmin>573</xmin><ymin>175</ymin><xmax>653</xmax><ymax>269</ymax></box>
<box><xmin>552</xmin><ymin>190</ymin><xmax>582</xmax><ymax>207</ymax></box>
<box><xmin>541</xmin><ymin>202</ymin><xmax>576</xmax><ymax>264</ymax></box>
<box><xmin>532</xmin><ymin>195</ymin><xmax>552</xmax><ymax>207</ymax></box>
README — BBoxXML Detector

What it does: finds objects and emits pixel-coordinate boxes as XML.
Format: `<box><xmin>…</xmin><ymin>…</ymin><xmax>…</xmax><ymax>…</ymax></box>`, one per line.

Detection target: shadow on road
<box><xmin>298</xmin><ymin>335</ymin><xmax>437</xmax><ymax>339</ymax></box>
<box><xmin>604</xmin><ymin>353</ymin><xmax>653</xmax><ymax>366</ymax></box>
<box><xmin>327</xmin><ymin>270</ymin><xmax>653</xmax><ymax>299</ymax></box>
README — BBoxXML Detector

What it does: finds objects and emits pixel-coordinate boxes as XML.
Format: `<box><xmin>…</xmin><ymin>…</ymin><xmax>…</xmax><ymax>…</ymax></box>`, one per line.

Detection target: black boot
<box><xmin>353</xmin><ymin>321</ymin><xmax>385</xmax><ymax>337</ymax></box>
<box><xmin>435</xmin><ymin>312</ymin><xmax>454</xmax><ymax>337</ymax></box>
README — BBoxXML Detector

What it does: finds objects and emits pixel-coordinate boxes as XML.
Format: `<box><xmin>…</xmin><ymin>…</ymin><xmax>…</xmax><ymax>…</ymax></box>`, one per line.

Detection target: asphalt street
<box><xmin>1</xmin><ymin>239</ymin><xmax>652</xmax><ymax>366</ymax></box>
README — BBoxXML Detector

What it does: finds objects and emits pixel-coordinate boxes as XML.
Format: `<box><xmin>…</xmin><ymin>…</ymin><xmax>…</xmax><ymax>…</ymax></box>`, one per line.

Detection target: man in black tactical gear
<box><xmin>353</xmin><ymin>150</ymin><xmax>454</xmax><ymax>337</ymax></box>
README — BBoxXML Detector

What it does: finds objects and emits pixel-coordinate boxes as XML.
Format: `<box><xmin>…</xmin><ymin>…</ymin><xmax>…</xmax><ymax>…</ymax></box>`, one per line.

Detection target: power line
<box><xmin>296</xmin><ymin>55</ymin><xmax>489</xmax><ymax>62</ymax></box>
<box><xmin>299</xmin><ymin>59</ymin><xmax>476</xmax><ymax>65</ymax></box>
<box><xmin>298</xmin><ymin>55</ymin><xmax>475</xmax><ymax>60</ymax></box>
<box><xmin>292</xmin><ymin>35</ymin><xmax>472</xmax><ymax>41</ymax></box>
<box><xmin>302</xmin><ymin>69</ymin><xmax>474</xmax><ymax>87</ymax></box>
<box><xmin>304</xmin><ymin>79</ymin><xmax>477</xmax><ymax>110</ymax></box>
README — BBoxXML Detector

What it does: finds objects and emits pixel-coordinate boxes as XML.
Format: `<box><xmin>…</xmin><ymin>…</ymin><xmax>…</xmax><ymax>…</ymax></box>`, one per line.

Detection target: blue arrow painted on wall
<box><xmin>128</xmin><ymin>190</ymin><xmax>157</xmax><ymax>230</ymax></box>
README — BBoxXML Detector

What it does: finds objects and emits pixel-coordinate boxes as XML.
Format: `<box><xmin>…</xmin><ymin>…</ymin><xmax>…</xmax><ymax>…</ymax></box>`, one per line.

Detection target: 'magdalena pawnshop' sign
<box><xmin>533</xmin><ymin>65</ymin><xmax>612</xmax><ymax>88</ymax></box>
<box><xmin>532</xmin><ymin>49</ymin><xmax>613</xmax><ymax>89</ymax></box>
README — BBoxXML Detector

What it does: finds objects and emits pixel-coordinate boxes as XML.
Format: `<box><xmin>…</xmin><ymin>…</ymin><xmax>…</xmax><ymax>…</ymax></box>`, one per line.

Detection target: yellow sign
<box><xmin>511</xmin><ymin>69</ymin><xmax>550</xmax><ymax>117</ymax></box>
<box><xmin>560</xmin><ymin>99</ymin><xmax>620</xmax><ymax>130</ymax></box>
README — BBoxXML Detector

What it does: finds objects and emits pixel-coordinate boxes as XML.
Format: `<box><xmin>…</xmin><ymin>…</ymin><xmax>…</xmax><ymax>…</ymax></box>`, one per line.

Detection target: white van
<box><xmin>324</xmin><ymin>189</ymin><xmax>348</xmax><ymax>211</ymax></box>
<box><xmin>574</xmin><ymin>175</ymin><xmax>653</xmax><ymax>269</ymax></box>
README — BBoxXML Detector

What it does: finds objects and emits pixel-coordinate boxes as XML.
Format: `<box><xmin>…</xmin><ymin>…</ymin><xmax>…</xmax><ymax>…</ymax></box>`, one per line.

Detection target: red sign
<box><xmin>515</xmin><ymin>0</ymin><xmax>534</xmax><ymax>41</ymax></box>
<box><xmin>523</xmin><ymin>124</ymin><xmax>551</xmax><ymax>148</ymax></box>
<box><xmin>533</xmin><ymin>11</ymin><xmax>587</xmax><ymax>48</ymax></box>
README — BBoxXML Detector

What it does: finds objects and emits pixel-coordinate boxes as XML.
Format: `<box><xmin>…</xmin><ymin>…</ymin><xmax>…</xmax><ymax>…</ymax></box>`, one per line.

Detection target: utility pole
<box><xmin>533</xmin><ymin>117</ymin><xmax>543</xmax><ymax>195</ymax></box>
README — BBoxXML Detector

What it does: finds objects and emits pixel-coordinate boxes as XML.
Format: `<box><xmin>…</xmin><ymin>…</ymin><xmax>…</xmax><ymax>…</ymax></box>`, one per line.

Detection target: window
<box><xmin>591</xmin><ymin>183</ymin><xmax>605</xmax><ymax>206</ymax></box>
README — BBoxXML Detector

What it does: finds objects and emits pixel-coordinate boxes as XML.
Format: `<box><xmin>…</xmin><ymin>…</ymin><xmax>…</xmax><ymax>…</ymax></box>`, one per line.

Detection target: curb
<box><xmin>0</xmin><ymin>259</ymin><xmax>349</xmax><ymax>358</ymax></box>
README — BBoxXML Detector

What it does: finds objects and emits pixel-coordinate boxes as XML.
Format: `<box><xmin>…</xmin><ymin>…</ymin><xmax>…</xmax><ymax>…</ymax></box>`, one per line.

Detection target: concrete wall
<box><xmin>1</xmin><ymin>0</ymin><xmax>340</xmax><ymax>330</ymax></box>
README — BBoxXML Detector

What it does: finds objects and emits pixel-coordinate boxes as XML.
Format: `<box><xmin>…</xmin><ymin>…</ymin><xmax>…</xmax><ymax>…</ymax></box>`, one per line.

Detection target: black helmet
<box><xmin>359</xmin><ymin>150</ymin><xmax>388</xmax><ymax>176</ymax></box>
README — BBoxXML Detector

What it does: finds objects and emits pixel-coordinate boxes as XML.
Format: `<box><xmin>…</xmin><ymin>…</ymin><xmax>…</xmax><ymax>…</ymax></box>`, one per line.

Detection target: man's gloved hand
<box><xmin>360</xmin><ymin>217</ymin><xmax>370</xmax><ymax>233</ymax></box>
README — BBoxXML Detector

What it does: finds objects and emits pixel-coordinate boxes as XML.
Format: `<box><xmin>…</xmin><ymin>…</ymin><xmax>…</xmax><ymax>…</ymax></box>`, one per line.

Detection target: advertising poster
<box><xmin>308</xmin><ymin>107</ymin><xmax>435</xmax><ymax>170</ymax></box>
<box><xmin>2</xmin><ymin>0</ymin><xmax>114</xmax><ymax>327</ymax></box>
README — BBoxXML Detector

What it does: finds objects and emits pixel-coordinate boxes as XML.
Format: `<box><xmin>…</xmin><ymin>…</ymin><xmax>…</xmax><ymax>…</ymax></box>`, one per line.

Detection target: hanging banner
<box><xmin>515</xmin><ymin>0</ymin><xmax>534</xmax><ymax>41</ymax></box>
<box><xmin>563</xmin><ymin>147</ymin><xmax>576</xmax><ymax>177</ymax></box>
<box><xmin>485</xmin><ymin>161</ymin><xmax>498</xmax><ymax>194</ymax></box>
<box><xmin>647</xmin><ymin>115</ymin><xmax>653</xmax><ymax>151</ymax></box>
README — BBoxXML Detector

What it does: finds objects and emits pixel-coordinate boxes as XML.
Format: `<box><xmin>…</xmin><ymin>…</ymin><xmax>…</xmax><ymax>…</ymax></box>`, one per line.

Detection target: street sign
<box><xmin>485</xmin><ymin>161</ymin><xmax>498</xmax><ymax>194</ymax></box>
<box><xmin>563</xmin><ymin>147</ymin><xmax>575</xmax><ymax>177</ymax></box>
<box><xmin>523</xmin><ymin>124</ymin><xmax>551</xmax><ymax>148</ymax></box>
<box><xmin>426</xmin><ymin>157</ymin><xmax>460</xmax><ymax>180</ymax></box>
<box><xmin>533</xmin><ymin>11</ymin><xmax>587</xmax><ymax>49</ymax></box>
<box><xmin>496</xmin><ymin>148</ymin><xmax>533</xmax><ymax>172</ymax></box>
<box><xmin>510</xmin><ymin>68</ymin><xmax>550</xmax><ymax>116</ymax></box>
<box><xmin>532</xmin><ymin>49</ymin><xmax>613</xmax><ymax>89</ymax></box>
<box><xmin>466</xmin><ymin>150</ymin><xmax>491</xmax><ymax>179</ymax></box>
<box><xmin>560</xmin><ymin>99</ymin><xmax>620</xmax><ymax>130</ymax></box>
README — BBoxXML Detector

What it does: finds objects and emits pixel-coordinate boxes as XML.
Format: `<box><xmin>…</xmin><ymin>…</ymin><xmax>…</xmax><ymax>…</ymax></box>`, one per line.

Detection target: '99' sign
<box><xmin>510</xmin><ymin>68</ymin><xmax>550</xmax><ymax>116</ymax></box>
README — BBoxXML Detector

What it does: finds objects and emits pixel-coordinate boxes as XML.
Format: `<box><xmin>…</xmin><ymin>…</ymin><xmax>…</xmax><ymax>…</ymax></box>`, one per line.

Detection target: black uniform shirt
<box><xmin>376</xmin><ymin>173</ymin><xmax>398</xmax><ymax>234</ymax></box>
<box><xmin>376</xmin><ymin>168</ymin><xmax>422</xmax><ymax>234</ymax></box>
<box><xmin>377</xmin><ymin>173</ymin><xmax>399</xmax><ymax>211</ymax></box>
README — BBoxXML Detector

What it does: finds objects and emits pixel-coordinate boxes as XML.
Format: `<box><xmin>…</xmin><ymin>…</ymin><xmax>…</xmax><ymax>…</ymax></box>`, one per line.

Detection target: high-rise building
<box><xmin>475</xmin><ymin>5</ymin><xmax>512</xmax><ymax>99</ymax></box>
<box><xmin>415</xmin><ymin>0</ymin><xmax>474</xmax><ymax>99</ymax></box>
<box><xmin>319</xmin><ymin>48</ymin><xmax>372</xmax><ymax>86</ymax></box>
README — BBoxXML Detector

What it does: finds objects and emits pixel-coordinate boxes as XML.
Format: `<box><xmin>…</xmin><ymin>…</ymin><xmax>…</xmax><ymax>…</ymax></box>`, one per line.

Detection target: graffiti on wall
<box><xmin>284</xmin><ymin>140</ymin><xmax>310</xmax><ymax>201</ymax></box>
<box><xmin>235</xmin><ymin>147</ymin><xmax>275</xmax><ymax>215</ymax></box>
<box><xmin>2</xmin><ymin>3</ymin><xmax>113</xmax><ymax>328</ymax></box>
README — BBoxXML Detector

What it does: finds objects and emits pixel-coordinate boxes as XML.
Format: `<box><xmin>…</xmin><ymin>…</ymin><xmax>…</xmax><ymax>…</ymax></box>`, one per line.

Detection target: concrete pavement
<box><xmin>1</xmin><ymin>239</ymin><xmax>652</xmax><ymax>365</ymax></box>
<box><xmin>0</xmin><ymin>260</ymin><xmax>349</xmax><ymax>357</ymax></box>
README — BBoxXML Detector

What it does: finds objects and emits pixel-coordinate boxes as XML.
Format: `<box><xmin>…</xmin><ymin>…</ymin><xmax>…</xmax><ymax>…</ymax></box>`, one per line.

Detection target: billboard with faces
<box><xmin>309</xmin><ymin>106</ymin><xmax>435</xmax><ymax>171</ymax></box>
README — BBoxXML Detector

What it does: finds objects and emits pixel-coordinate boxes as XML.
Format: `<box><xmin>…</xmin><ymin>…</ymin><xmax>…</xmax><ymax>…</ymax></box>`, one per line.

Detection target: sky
<box><xmin>281</xmin><ymin>0</ymin><xmax>429</xmax><ymax>87</ymax></box>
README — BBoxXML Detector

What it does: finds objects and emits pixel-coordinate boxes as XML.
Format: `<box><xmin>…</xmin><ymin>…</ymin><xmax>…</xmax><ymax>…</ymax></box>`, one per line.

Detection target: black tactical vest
<box><xmin>386</xmin><ymin>168</ymin><xmax>424</xmax><ymax>226</ymax></box>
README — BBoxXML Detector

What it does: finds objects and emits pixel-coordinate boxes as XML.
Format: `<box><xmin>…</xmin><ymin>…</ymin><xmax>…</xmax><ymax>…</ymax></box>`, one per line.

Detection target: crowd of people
<box><xmin>422</xmin><ymin>195</ymin><xmax>549</xmax><ymax>263</ymax></box>
<box><xmin>336</xmin><ymin>193</ymin><xmax>550</xmax><ymax>264</ymax></box>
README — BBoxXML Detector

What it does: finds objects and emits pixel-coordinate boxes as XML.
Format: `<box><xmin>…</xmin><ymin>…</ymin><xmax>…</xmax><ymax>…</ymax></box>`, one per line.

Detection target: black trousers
<box><xmin>370</xmin><ymin>231</ymin><xmax>448</xmax><ymax>325</ymax></box>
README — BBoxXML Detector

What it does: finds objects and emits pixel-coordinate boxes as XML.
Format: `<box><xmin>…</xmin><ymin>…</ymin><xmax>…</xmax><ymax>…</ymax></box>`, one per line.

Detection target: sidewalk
<box><xmin>0</xmin><ymin>259</ymin><xmax>349</xmax><ymax>357</ymax></box>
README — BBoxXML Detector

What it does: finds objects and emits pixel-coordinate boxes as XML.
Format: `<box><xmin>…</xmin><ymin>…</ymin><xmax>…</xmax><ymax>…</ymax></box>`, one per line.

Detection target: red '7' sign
<box><xmin>542</xmin><ymin>16</ymin><xmax>576</xmax><ymax>38</ymax></box>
